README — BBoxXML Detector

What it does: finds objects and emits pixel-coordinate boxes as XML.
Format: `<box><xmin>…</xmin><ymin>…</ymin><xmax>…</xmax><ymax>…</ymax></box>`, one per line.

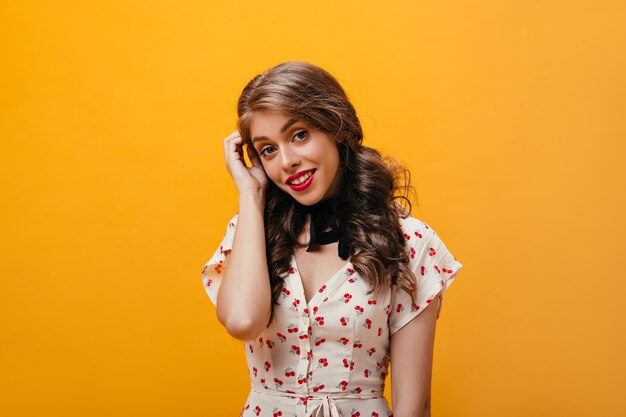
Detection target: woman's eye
<box><xmin>294</xmin><ymin>130</ymin><xmax>308</xmax><ymax>141</ymax></box>
<box><xmin>260</xmin><ymin>146</ymin><xmax>276</xmax><ymax>157</ymax></box>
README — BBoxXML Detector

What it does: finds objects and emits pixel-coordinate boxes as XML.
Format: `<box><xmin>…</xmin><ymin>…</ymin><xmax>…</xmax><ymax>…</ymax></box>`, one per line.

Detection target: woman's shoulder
<box><xmin>398</xmin><ymin>212</ymin><xmax>432</xmax><ymax>237</ymax></box>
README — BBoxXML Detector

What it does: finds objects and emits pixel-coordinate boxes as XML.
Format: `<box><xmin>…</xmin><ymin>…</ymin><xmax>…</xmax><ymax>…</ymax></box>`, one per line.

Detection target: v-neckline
<box><xmin>290</xmin><ymin>253</ymin><xmax>352</xmax><ymax>309</ymax></box>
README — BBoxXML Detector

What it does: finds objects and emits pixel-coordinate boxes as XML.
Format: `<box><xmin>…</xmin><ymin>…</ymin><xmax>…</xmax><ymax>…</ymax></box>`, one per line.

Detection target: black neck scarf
<box><xmin>298</xmin><ymin>197</ymin><xmax>351</xmax><ymax>260</ymax></box>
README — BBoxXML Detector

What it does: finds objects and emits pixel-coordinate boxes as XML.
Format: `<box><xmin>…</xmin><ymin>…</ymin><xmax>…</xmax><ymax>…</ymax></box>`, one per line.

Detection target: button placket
<box><xmin>295</xmin><ymin>301</ymin><xmax>312</xmax><ymax>394</ymax></box>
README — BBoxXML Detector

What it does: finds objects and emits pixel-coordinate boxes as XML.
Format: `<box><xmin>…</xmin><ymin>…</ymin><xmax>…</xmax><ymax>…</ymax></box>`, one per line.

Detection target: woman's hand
<box><xmin>223</xmin><ymin>130</ymin><xmax>269</xmax><ymax>196</ymax></box>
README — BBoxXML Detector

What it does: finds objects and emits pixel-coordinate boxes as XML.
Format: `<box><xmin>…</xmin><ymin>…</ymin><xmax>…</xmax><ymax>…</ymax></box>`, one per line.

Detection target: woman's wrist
<box><xmin>238</xmin><ymin>192</ymin><xmax>265</xmax><ymax>211</ymax></box>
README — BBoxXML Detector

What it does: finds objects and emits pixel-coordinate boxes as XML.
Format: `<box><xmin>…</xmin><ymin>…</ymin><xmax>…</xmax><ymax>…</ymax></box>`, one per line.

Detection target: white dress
<box><xmin>201</xmin><ymin>213</ymin><xmax>463</xmax><ymax>417</ymax></box>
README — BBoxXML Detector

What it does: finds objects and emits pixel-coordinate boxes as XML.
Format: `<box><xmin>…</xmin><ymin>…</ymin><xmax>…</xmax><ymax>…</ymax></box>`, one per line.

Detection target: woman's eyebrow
<box><xmin>252</xmin><ymin>118</ymin><xmax>298</xmax><ymax>144</ymax></box>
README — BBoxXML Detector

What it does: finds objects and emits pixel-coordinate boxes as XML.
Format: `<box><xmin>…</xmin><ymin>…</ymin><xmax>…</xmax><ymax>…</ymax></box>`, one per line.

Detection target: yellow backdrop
<box><xmin>1</xmin><ymin>1</ymin><xmax>625</xmax><ymax>416</ymax></box>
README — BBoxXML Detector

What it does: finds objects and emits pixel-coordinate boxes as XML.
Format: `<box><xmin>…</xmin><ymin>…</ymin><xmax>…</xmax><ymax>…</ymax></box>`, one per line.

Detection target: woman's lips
<box><xmin>288</xmin><ymin>169</ymin><xmax>316</xmax><ymax>191</ymax></box>
<box><xmin>286</xmin><ymin>168</ymin><xmax>315</xmax><ymax>184</ymax></box>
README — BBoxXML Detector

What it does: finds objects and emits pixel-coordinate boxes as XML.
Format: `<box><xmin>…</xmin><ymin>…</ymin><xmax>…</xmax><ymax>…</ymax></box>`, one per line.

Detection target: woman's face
<box><xmin>249</xmin><ymin>109</ymin><xmax>343</xmax><ymax>206</ymax></box>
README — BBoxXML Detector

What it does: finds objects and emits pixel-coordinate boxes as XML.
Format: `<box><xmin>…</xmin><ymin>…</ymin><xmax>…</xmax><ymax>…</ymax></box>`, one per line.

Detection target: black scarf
<box><xmin>298</xmin><ymin>197</ymin><xmax>351</xmax><ymax>260</ymax></box>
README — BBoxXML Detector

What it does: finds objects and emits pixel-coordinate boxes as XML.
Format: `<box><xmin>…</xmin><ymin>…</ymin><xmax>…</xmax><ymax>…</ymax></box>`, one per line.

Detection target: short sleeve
<box><xmin>388</xmin><ymin>216</ymin><xmax>463</xmax><ymax>335</ymax></box>
<box><xmin>200</xmin><ymin>213</ymin><xmax>239</xmax><ymax>306</ymax></box>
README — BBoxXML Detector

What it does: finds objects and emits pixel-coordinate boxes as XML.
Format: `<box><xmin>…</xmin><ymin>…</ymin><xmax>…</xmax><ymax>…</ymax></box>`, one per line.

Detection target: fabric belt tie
<box><xmin>251</xmin><ymin>387</ymin><xmax>384</xmax><ymax>417</ymax></box>
<box><xmin>305</xmin><ymin>394</ymin><xmax>341</xmax><ymax>417</ymax></box>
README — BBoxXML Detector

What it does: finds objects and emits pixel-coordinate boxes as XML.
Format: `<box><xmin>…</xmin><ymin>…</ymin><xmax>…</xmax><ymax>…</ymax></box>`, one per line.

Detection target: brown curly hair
<box><xmin>236</xmin><ymin>61</ymin><xmax>420</xmax><ymax>326</ymax></box>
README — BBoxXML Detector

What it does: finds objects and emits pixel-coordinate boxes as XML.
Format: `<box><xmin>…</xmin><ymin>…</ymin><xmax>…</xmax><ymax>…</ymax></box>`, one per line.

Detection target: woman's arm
<box><xmin>216</xmin><ymin>192</ymin><xmax>272</xmax><ymax>341</ymax></box>
<box><xmin>390</xmin><ymin>295</ymin><xmax>440</xmax><ymax>417</ymax></box>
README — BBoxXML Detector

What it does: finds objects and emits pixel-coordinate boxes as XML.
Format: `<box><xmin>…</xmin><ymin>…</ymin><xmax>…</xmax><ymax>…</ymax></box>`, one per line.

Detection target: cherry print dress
<box><xmin>201</xmin><ymin>212</ymin><xmax>463</xmax><ymax>417</ymax></box>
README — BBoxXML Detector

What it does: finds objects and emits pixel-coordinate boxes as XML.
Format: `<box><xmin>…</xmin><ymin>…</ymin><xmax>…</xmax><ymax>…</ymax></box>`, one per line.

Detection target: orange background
<box><xmin>1</xmin><ymin>1</ymin><xmax>625</xmax><ymax>416</ymax></box>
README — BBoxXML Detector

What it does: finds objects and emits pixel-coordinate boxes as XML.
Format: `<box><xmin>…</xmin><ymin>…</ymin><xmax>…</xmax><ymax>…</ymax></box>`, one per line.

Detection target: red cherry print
<box><xmin>354</xmin><ymin>387</ymin><xmax>362</xmax><ymax>394</ymax></box>
<box><xmin>287</xmin><ymin>324</ymin><xmax>299</xmax><ymax>333</ymax></box>
<box><xmin>206</xmin><ymin>277</ymin><xmax>213</xmax><ymax>287</ymax></box>
<box><xmin>281</xmin><ymin>288</ymin><xmax>291</xmax><ymax>296</ymax></box>
<box><xmin>311</xmin><ymin>383</ymin><xmax>325</xmax><ymax>392</ymax></box>
<box><xmin>299</xmin><ymin>333</ymin><xmax>308</xmax><ymax>340</ymax></box>
<box><xmin>343</xmin><ymin>293</ymin><xmax>352</xmax><ymax>303</ymax></box>
<box><xmin>289</xmin><ymin>267</ymin><xmax>295</xmax><ymax>274</ymax></box>
<box><xmin>273</xmin><ymin>377</ymin><xmax>283</xmax><ymax>386</ymax></box>
<box><xmin>364</xmin><ymin>318</ymin><xmax>372</xmax><ymax>329</ymax></box>
<box><xmin>378</xmin><ymin>327</ymin><xmax>382</xmax><ymax>336</ymax></box>
<box><xmin>265</xmin><ymin>361</ymin><xmax>271</xmax><ymax>372</ymax></box>
<box><xmin>411</xmin><ymin>302</ymin><xmax>420</xmax><ymax>311</ymax></box>
<box><xmin>414</xmin><ymin>230</ymin><xmax>422</xmax><ymax>238</ymax></box>
<box><xmin>340</xmin><ymin>316</ymin><xmax>349</xmax><ymax>326</ymax></box>
<box><xmin>368</xmin><ymin>348</ymin><xmax>376</xmax><ymax>356</ymax></box>
<box><xmin>410</xmin><ymin>247</ymin><xmax>416</xmax><ymax>259</ymax></box>
<box><xmin>343</xmin><ymin>358</ymin><xmax>349</xmax><ymax>367</ymax></box>
<box><xmin>307</xmin><ymin>350</ymin><xmax>312</xmax><ymax>360</ymax></box>
<box><xmin>319</xmin><ymin>284</ymin><xmax>327</xmax><ymax>293</ymax></box>
<box><xmin>318</xmin><ymin>358</ymin><xmax>328</xmax><ymax>367</ymax></box>
<box><xmin>350</xmin><ymin>360</ymin><xmax>354</xmax><ymax>370</ymax></box>
<box><xmin>403</xmin><ymin>233</ymin><xmax>410</xmax><ymax>240</ymax></box>
<box><xmin>434</xmin><ymin>265</ymin><xmax>441</xmax><ymax>273</ymax></box>
<box><xmin>364</xmin><ymin>369</ymin><xmax>370</xmax><ymax>377</ymax></box>
<box><xmin>276</xmin><ymin>332</ymin><xmax>286</xmax><ymax>341</ymax></box>
<box><xmin>348</xmin><ymin>278</ymin><xmax>356</xmax><ymax>283</ymax></box>
<box><xmin>353</xmin><ymin>340</ymin><xmax>362</xmax><ymax>348</ymax></box>
<box><xmin>367</xmin><ymin>298</ymin><xmax>377</xmax><ymax>305</ymax></box>
<box><xmin>350</xmin><ymin>409</ymin><xmax>360</xmax><ymax>417</ymax></box>
<box><xmin>314</xmin><ymin>337</ymin><xmax>326</xmax><ymax>346</ymax></box>
<box><xmin>266</xmin><ymin>339</ymin><xmax>275</xmax><ymax>349</ymax></box>
<box><xmin>428</xmin><ymin>247</ymin><xmax>436</xmax><ymax>256</ymax></box>
<box><xmin>291</xmin><ymin>345</ymin><xmax>300</xmax><ymax>355</ymax></box>
<box><xmin>354</xmin><ymin>305</ymin><xmax>364</xmax><ymax>314</ymax></box>
<box><xmin>313</xmin><ymin>306</ymin><xmax>318</xmax><ymax>314</ymax></box>
<box><xmin>308</xmin><ymin>325</ymin><xmax>313</xmax><ymax>335</ymax></box>
<box><xmin>259</xmin><ymin>337</ymin><xmax>263</xmax><ymax>345</ymax></box>
<box><xmin>372</xmin><ymin>412</ymin><xmax>379</xmax><ymax>417</ymax></box>
<box><xmin>273</xmin><ymin>410</ymin><xmax>283</xmax><ymax>417</ymax></box>
<box><xmin>347</xmin><ymin>267</ymin><xmax>355</xmax><ymax>275</ymax></box>
<box><xmin>303</xmin><ymin>308</ymin><xmax>309</xmax><ymax>314</ymax></box>
<box><xmin>249</xmin><ymin>344</ymin><xmax>254</xmax><ymax>353</ymax></box>
<box><xmin>420</xmin><ymin>265</ymin><xmax>425</xmax><ymax>276</ymax></box>
<box><xmin>385</xmin><ymin>304</ymin><xmax>391</xmax><ymax>315</ymax></box>
<box><xmin>252</xmin><ymin>366</ymin><xmax>258</xmax><ymax>377</ymax></box>
<box><xmin>314</xmin><ymin>316</ymin><xmax>325</xmax><ymax>325</ymax></box>
<box><xmin>426</xmin><ymin>298</ymin><xmax>432</xmax><ymax>304</ymax></box>
<box><xmin>254</xmin><ymin>406</ymin><xmax>261</xmax><ymax>416</ymax></box>
<box><xmin>380</xmin><ymin>371</ymin><xmax>387</xmax><ymax>379</ymax></box>
<box><xmin>396</xmin><ymin>303</ymin><xmax>403</xmax><ymax>313</ymax></box>
<box><xmin>323</xmin><ymin>297</ymin><xmax>329</xmax><ymax>302</ymax></box>
<box><xmin>338</xmin><ymin>337</ymin><xmax>349</xmax><ymax>345</ymax></box>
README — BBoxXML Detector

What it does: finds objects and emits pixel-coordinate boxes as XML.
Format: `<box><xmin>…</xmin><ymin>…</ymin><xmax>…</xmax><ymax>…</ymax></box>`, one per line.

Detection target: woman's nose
<box><xmin>280</xmin><ymin>147</ymin><xmax>300</xmax><ymax>169</ymax></box>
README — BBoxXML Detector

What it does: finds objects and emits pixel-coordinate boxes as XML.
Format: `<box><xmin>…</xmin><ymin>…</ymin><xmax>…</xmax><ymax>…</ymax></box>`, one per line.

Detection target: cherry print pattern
<box><xmin>201</xmin><ymin>212</ymin><xmax>463</xmax><ymax>416</ymax></box>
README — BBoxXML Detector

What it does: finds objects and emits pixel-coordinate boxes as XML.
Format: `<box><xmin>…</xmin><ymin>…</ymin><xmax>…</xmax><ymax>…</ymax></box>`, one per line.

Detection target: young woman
<box><xmin>201</xmin><ymin>61</ymin><xmax>463</xmax><ymax>417</ymax></box>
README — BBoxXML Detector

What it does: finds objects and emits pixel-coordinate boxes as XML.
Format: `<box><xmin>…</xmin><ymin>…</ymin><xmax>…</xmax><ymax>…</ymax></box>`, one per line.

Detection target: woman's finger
<box><xmin>246</xmin><ymin>143</ymin><xmax>262</xmax><ymax>168</ymax></box>
<box><xmin>223</xmin><ymin>130</ymin><xmax>241</xmax><ymax>159</ymax></box>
